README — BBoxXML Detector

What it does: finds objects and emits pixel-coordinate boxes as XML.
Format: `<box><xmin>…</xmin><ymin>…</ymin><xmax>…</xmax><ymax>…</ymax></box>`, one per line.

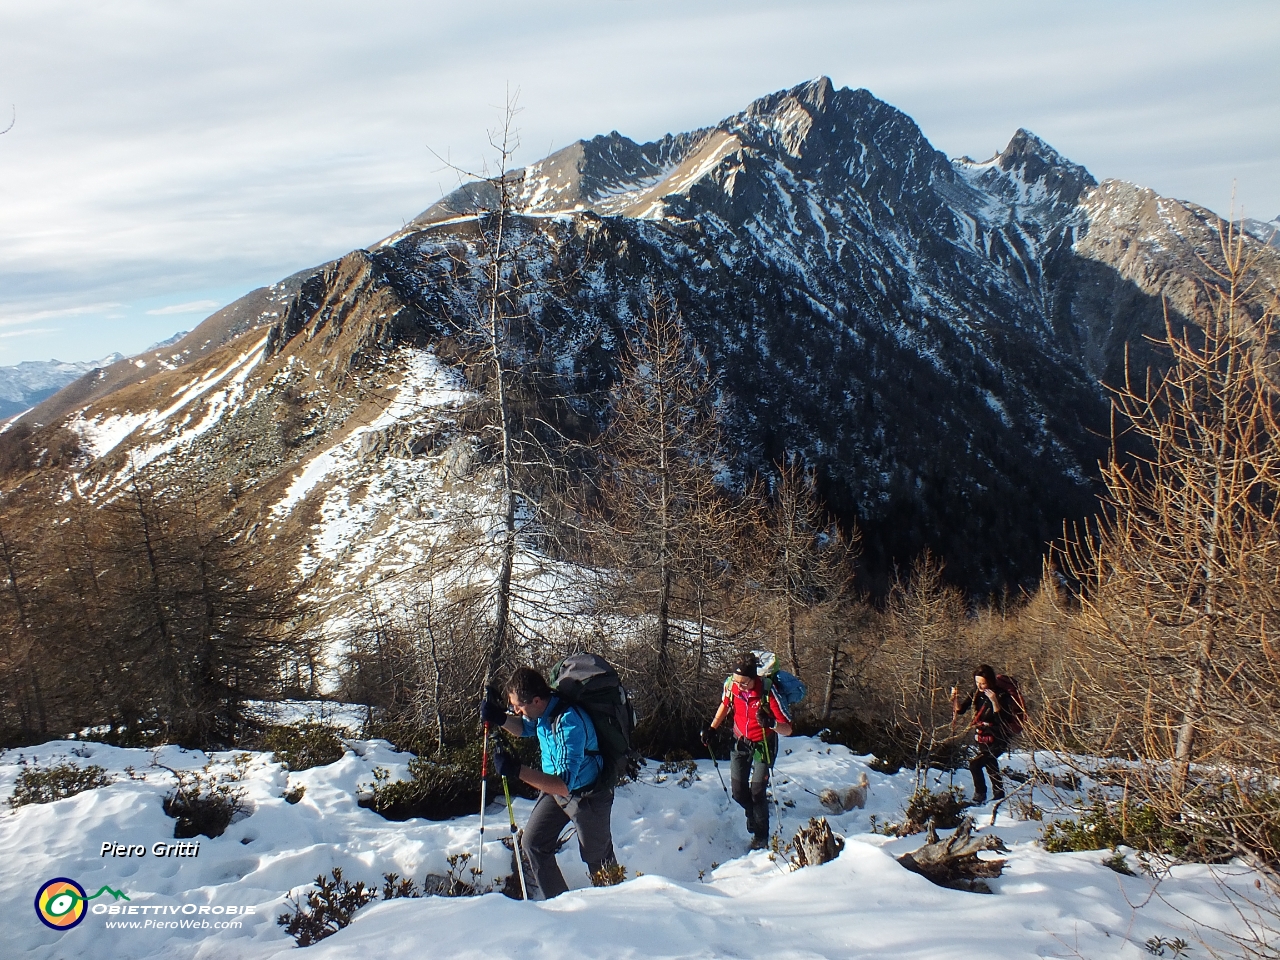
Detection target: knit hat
<box><xmin>731</xmin><ymin>652</ymin><xmax>759</xmax><ymax>679</ymax></box>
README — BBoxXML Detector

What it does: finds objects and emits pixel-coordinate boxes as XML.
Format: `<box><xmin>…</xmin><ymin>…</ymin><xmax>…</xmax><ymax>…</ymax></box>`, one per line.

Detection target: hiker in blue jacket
<box><xmin>481</xmin><ymin>666</ymin><xmax>617</xmax><ymax>898</ymax></box>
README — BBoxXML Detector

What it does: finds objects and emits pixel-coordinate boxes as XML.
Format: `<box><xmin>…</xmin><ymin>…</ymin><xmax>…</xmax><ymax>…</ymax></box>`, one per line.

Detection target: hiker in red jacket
<box><xmin>951</xmin><ymin>663</ymin><xmax>1021</xmax><ymax>804</ymax></box>
<box><xmin>705</xmin><ymin>652</ymin><xmax>793</xmax><ymax>849</ymax></box>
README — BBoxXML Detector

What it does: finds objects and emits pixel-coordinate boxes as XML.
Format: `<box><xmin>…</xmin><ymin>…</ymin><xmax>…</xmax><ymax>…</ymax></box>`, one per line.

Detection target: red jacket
<box><xmin>722</xmin><ymin>677</ymin><xmax>791</xmax><ymax>742</ymax></box>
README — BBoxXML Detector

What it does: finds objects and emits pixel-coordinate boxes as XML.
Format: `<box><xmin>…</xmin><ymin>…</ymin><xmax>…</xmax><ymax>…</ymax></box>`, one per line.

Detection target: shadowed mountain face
<box><xmin>18</xmin><ymin>78</ymin><xmax>1280</xmax><ymax>596</ymax></box>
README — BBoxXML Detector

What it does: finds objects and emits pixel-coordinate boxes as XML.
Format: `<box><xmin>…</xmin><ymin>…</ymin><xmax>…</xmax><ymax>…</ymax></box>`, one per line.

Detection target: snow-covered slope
<box><xmin>14</xmin><ymin>78</ymin><xmax>1280</xmax><ymax>599</ymax></box>
<box><xmin>2</xmin><ymin>734</ymin><xmax>1270</xmax><ymax>960</ymax></box>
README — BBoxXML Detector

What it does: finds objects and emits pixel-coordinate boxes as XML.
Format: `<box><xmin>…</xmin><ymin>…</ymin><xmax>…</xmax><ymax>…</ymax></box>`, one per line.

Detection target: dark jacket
<box><xmin>956</xmin><ymin>687</ymin><xmax>1015</xmax><ymax>746</ymax></box>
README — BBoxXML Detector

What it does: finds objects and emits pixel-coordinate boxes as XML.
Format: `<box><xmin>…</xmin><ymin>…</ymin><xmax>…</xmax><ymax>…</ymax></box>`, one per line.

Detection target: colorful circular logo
<box><xmin>35</xmin><ymin>877</ymin><xmax>87</xmax><ymax>930</ymax></box>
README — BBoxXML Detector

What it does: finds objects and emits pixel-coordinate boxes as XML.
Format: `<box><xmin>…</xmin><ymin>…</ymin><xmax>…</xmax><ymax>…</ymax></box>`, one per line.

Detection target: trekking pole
<box><xmin>701</xmin><ymin>731</ymin><xmax>731</xmax><ymax>801</ymax></box>
<box><xmin>761</xmin><ymin>730</ymin><xmax>783</xmax><ymax>838</ymax></box>
<box><xmin>476</xmin><ymin>722</ymin><xmax>490</xmax><ymax>881</ymax></box>
<box><xmin>501</xmin><ymin>774</ymin><xmax>528</xmax><ymax>901</ymax></box>
<box><xmin>760</xmin><ymin>702</ymin><xmax>784</xmax><ymax>840</ymax></box>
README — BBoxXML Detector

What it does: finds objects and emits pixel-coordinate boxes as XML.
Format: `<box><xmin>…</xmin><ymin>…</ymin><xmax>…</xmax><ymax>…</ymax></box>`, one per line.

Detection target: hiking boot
<box><xmin>749</xmin><ymin>835</ymin><xmax>769</xmax><ymax>851</ymax></box>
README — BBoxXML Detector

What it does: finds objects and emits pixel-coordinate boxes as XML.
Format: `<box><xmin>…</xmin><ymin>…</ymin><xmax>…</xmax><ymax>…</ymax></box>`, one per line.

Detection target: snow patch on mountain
<box><xmin>270</xmin><ymin>351</ymin><xmax>469</xmax><ymax>523</ymax></box>
<box><xmin>68</xmin><ymin>336</ymin><xmax>269</xmax><ymax>488</ymax></box>
<box><xmin>71</xmin><ymin>411</ymin><xmax>152</xmax><ymax>461</ymax></box>
<box><xmin>625</xmin><ymin>130</ymin><xmax>745</xmax><ymax>221</ymax></box>
<box><xmin>118</xmin><ymin>337</ymin><xmax>269</xmax><ymax>485</ymax></box>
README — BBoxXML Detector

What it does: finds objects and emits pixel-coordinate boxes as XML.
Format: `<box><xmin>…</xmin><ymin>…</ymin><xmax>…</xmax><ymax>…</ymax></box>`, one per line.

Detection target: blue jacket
<box><xmin>520</xmin><ymin>695</ymin><xmax>603</xmax><ymax>793</ymax></box>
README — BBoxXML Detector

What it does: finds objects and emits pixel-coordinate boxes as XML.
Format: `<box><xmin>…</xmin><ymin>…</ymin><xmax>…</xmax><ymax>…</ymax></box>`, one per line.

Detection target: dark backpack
<box><xmin>993</xmin><ymin>674</ymin><xmax>1027</xmax><ymax>737</ymax></box>
<box><xmin>550</xmin><ymin>653</ymin><xmax>639</xmax><ymax>790</ymax></box>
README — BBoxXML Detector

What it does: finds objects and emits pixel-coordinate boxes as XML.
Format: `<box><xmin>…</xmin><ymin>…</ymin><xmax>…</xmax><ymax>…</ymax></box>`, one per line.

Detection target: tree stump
<box><xmin>896</xmin><ymin>816</ymin><xmax>1007</xmax><ymax>893</ymax></box>
<box><xmin>790</xmin><ymin>817</ymin><xmax>844</xmax><ymax>868</ymax></box>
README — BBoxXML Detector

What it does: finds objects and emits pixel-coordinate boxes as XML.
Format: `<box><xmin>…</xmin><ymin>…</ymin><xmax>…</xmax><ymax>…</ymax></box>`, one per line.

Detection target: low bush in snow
<box><xmin>258</xmin><ymin>722</ymin><xmax>345</xmax><ymax>771</ymax></box>
<box><xmin>654</xmin><ymin>754</ymin><xmax>699</xmax><ymax>788</ymax></box>
<box><xmin>7</xmin><ymin>758</ymin><xmax>114</xmax><ymax>807</ymax></box>
<box><xmin>590</xmin><ymin>861</ymin><xmax>628</xmax><ymax>886</ymax></box>
<box><xmin>892</xmin><ymin>785</ymin><xmax>968</xmax><ymax>836</ymax></box>
<box><xmin>159</xmin><ymin>755</ymin><xmax>249</xmax><ymax>839</ymax></box>
<box><xmin>361</xmin><ymin>756</ymin><xmax>476</xmax><ymax>821</ymax></box>
<box><xmin>360</xmin><ymin>738</ymin><xmax>537</xmax><ymax>821</ymax></box>
<box><xmin>278</xmin><ymin>867</ymin><xmax>379</xmax><ymax>947</ymax></box>
<box><xmin>1040</xmin><ymin>800</ymin><xmax>1192</xmax><ymax>858</ymax></box>
<box><xmin>279</xmin><ymin>860</ymin><xmax>481</xmax><ymax>946</ymax></box>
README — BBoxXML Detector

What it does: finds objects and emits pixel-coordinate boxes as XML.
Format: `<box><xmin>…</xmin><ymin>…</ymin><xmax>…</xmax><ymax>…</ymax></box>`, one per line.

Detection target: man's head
<box><xmin>731</xmin><ymin>652</ymin><xmax>759</xmax><ymax>691</ymax></box>
<box><xmin>974</xmin><ymin>664</ymin><xmax>997</xmax><ymax>690</ymax></box>
<box><xmin>506</xmin><ymin>666</ymin><xmax>553</xmax><ymax>720</ymax></box>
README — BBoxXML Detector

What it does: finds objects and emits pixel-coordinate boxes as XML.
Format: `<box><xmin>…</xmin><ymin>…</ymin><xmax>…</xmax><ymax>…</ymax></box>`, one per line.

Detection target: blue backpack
<box><xmin>751</xmin><ymin>650</ymin><xmax>807</xmax><ymax>716</ymax></box>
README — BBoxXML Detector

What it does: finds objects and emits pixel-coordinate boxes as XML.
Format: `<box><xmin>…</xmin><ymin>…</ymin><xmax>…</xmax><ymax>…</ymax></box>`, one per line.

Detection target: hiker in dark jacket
<box><xmin>705</xmin><ymin>652</ymin><xmax>793</xmax><ymax>849</ymax></box>
<box><xmin>951</xmin><ymin>663</ymin><xmax>1015</xmax><ymax>804</ymax></box>
<box><xmin>481</xmin><ymin>666</ymin><xmax>617</xmax><ymax>898</ymax></box>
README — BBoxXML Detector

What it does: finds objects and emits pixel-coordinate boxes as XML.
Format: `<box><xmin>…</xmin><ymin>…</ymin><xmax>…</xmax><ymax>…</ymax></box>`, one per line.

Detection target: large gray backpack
<box><xmin>549</xmin><ymin>653</ymin><xmax>639</xmax><ymax>789</ymax></box>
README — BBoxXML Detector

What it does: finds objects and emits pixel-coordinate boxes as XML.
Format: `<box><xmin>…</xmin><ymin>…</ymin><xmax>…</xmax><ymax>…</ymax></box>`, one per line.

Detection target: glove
<box><xmin>491</xmin><ymin>741</ymin><xmax>521</xmax><ymax>779</ymax></box>
<box><xmin>479</xmin><ymin>698</ymin><xmax>508</xmax><ymax>727</ymax></box>
<box><xmin>700</xmin><ymin>727</ymin><xmax>718</xmax><ymax>745</ymax></box>
<box><xmin>757</xmin><ymin>705</ymin><xmax>776</xmax><ymax>730</ymax></box>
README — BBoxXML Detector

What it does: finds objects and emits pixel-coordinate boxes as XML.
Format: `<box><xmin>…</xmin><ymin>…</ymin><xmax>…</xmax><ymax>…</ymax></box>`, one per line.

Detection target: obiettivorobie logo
<box><xmin>34</xmin><ymin>877</ymin><xmax>130</xmax><ymax>930</ymax></box>
<box><xmin>34</xmin><ymin>877</ymin><xmax>259</xmax><ymax>934</ymax></box>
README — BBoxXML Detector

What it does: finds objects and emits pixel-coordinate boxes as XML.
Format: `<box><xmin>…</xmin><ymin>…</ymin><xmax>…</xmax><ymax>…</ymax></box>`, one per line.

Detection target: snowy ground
<box><xmin>2</xmin><ymin>734</ymin><xmax>1272</xmax><ymax>960</ymax></box>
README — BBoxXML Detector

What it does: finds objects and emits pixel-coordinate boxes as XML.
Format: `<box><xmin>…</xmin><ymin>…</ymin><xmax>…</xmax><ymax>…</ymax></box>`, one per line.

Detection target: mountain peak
<box><xmin>411</xmin><ymin>79</ymin><xmax>952</xmax><ymax>226</ymax></box>
<box><xmin>1001</xmin><ymin>129</ymin><xmax>1066</xmax><ymax>166</ymax></box>
<box><xmin>789</xmin><ymin>75</ymin><xmax>836</xmax><ymax>111</ymax></box>
<box><xmin>1241</xmin><ymin>215</ymin><xmax>1280</xmax><ymax>249</ymax></box>
<box><xmin>741</xmin><ymin>76</ymin><xmax>835</xmax><ymax>122</ymax></box>
<box><xmin>0</xmin><ymin>354</ymin><xmax>127</xmax><ymax>419</ymax></box>
<box><xmin>996</xmin><ymin>128</ymin><xmax>1096</xmax><ymax>193</ymax></box>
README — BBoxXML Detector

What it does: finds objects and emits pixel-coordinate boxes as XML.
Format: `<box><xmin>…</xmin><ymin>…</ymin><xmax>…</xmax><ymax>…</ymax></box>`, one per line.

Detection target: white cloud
<box><xmin>145</xmin><ymin>300</ymin><xmax>221</xmax><ymax>316</ymax></box>
<box><xmin>0</xmin><ymin>302</ymin><xmax>122</xmax><ymax>328</ymax></box>
<box><xmin>0</xmin><ymin>328</ymin><xmax>58</xmax><ymax>339</ymax></box>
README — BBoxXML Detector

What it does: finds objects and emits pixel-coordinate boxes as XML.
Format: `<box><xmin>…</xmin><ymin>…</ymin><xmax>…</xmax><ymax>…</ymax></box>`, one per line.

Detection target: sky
<box><xmin>1</xmin><ymin>0</ymin><xmax>1277</xmax><ymax>366</ymax></box>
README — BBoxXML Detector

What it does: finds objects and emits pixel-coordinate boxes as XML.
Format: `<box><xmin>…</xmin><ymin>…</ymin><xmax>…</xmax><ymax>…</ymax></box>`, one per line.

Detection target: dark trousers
<box><xmin>730</xmin><ymin>737</ymin><xmax>774</xmax><ymax>839</ymax></box>
<box><xmin>521</xmin><ymin>788</ymin><xmax>616</xmax><ymax>899</ymax></box>
<box><xmin>969</xmin><ymin>740</ymin><xmax>1007</xmax><ymax>800</ymax></box>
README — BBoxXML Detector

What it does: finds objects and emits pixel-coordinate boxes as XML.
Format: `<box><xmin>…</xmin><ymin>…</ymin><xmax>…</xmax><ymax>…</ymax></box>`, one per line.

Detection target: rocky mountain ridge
<box><xmin>12</xmin><ymin>78</ymin><xmax>1280</xmax><ymax>599</ymax></box>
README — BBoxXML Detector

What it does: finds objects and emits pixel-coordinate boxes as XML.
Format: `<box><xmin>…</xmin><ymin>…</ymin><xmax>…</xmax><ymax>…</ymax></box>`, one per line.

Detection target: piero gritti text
<box><xmin>101</xmin><ymin>841</ymin><xmax>200</xmax><ymax>858</ymax></box>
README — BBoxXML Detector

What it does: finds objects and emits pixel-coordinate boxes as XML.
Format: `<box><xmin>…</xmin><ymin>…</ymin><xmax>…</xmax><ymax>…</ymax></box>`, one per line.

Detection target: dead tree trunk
<box><xmin>790</xmin><ymin>816</ymin><xmax>844</xmax><ymax>867</ymax></box>
<box><xmin>896</xmin><ymin>817</ymin><xmax>1007</xmax><ymax>893</ymax></box>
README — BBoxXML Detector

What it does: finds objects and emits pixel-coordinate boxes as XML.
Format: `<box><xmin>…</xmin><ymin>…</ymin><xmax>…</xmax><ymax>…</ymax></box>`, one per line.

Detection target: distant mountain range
<box><xmin>1242</xmin><ymin>216</ymin><xmax>1280</xmax><ymax>248</ymax></box>
<box><xmin>0</xmin><ymin>354</ymin><xmax>123</xmax><ymax>420</ymax></box>
<box><xmin>0</xmin><ymin>332</ymin><xmax>191</xmax><ymax>420</ymax></box>
<box><xmin>12</xmin><ymin>78</ymin><xmax>1279</xmax><ymax>597</ymax></box>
